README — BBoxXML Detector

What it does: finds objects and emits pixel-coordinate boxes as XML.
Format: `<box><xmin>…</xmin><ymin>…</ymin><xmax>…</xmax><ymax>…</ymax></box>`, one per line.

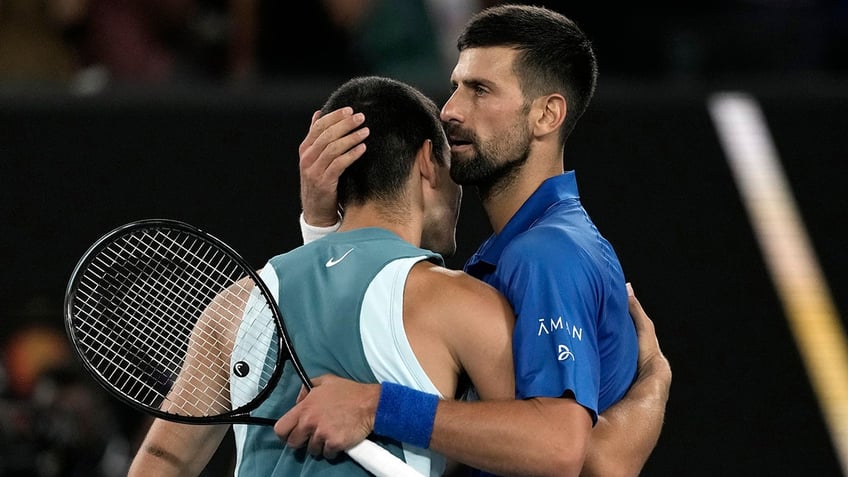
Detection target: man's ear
<box><xmin>532</xmin><ymin>93</ymin><xmax>566</xmax><ymax>137</ymax></box>
<box><xmin>417</xmin><ymin>139</ymin><xmax>439</xmax><ymax>189</ymax></box>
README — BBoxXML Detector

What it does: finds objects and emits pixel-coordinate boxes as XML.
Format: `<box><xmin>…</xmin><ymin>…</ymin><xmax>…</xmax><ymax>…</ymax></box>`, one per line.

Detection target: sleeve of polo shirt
<box><xmin>498</xmin><ymin>228</ymin><xmax>603</xmax><ymax>424</ymax></box>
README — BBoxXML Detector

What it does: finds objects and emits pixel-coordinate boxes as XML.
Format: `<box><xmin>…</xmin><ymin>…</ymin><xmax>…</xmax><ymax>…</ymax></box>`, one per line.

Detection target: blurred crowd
<box><xmin>0</xmin><ymin>321</ymin><xmax>139</xmax><ymax>477</ymax></box>
<box><xmin>0</xmin><ymin>0</ymin><xmax>492</xmax><ymax>93</ymax></box>
<box><xmin>0</xmin><ymin>0</ymin><xmax>846</xmax><ymax>95</ymax></box>
<box><xmin>0</xmin><ymin>299</ymin><xmax>236</xmax><ymax>477</ymax></box>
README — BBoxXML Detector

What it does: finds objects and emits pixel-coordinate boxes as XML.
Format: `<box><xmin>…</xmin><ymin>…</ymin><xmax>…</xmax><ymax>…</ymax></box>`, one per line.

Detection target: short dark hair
<box><xmin>320</xmin><ymin>76</ymin><xmax>447</xmax><ymax>207</ymax></box>
<box><xmin>457</xmin><ymin>4</ymin><xmax>598</xmax><ymax>142</ymax></box>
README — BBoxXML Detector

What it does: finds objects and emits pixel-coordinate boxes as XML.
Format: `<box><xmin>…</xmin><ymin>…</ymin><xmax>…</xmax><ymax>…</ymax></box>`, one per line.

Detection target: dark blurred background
<box><xmin>1</xmin><ymin>0</ymin><xmax>847</xmax><ymax>476</ymax></box>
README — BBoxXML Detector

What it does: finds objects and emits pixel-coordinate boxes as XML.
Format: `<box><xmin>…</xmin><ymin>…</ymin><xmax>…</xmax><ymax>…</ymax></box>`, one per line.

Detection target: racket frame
<box><xmin>64</xmin><ymin>219</ymin><xmax>426</xmax><ymax>477</ymax></box>
<box><xmin>63</xmin><ymin>218</ymin><xmax>311</xmax><ymax>425</ymax></box>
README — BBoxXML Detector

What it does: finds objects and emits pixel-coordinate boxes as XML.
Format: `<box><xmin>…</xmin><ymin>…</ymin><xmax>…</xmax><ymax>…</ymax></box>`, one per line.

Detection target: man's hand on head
<box><xmin>299</xmin><ymin>107</ymin><xmax>369</xmax><ymax>226</ymax></box>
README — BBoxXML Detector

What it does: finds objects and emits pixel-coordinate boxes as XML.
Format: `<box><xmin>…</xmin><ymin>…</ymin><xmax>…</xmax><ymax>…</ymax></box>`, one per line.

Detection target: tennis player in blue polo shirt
<box><xmin>465</xmin><ymin>171</ymin><xmax>636</xmax><ymax>424</ymax></box>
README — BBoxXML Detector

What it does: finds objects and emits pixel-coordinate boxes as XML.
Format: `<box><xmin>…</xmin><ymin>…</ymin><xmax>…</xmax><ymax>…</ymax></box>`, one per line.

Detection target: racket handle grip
<box><xmin>346</xmin><ymin>439</ymin><xmax>425</xmax><ymax>477</ymax></box>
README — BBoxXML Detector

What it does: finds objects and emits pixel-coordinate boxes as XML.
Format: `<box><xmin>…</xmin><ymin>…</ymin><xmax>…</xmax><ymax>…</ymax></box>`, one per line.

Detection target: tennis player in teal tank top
<box><xmin>232</xmin><ymin>228</ymin><xmax>446</xmax><ymax>476</ymax></box>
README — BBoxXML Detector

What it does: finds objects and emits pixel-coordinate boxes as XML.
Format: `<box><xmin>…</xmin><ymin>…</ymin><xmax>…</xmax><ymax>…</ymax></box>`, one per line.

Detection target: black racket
<box><xmin>63</xmin><ymin>219</ymin><xmax>423</xmax><ymax>477</ymax></box>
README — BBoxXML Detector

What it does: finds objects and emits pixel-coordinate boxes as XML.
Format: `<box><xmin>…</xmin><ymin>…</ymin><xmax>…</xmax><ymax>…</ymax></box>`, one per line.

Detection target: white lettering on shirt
<box><xmin>537</xmin><ymin>316</ymin><xmax>583</xmax><ymax>341</ymax></box>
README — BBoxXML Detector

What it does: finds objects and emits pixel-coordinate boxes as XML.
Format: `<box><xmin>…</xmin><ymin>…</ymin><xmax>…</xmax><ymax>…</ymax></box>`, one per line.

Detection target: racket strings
<box><xmin>147</xmin><ymin>230</ymin><xmax>282</xmax><ymax>401</ymax></box>
<box><xmin>75</xmin><ymin>230</ymin><xmax>232</xmax><ymax>411</ymax></box>
<box><xmin>70</xmin><ymin>226</ymin><xmax>280</xmax><ymax>418</ymax></box>
<box><xmin>83</xmin><ymin>232</ymin><xmax>216</xmax><ymax>377</ymax></box>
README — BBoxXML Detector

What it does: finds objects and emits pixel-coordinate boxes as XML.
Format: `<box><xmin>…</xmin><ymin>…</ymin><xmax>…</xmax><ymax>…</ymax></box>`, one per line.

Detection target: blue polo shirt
<box><xmin>465</xmin><ymin>172</ymin><xmax>637</xmax><ymax>422</ymax></box>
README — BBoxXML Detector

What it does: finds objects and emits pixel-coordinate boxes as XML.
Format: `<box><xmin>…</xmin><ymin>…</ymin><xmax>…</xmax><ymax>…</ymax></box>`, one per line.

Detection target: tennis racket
<box><xmin>63</xmin><ymin>219</ymin><xmax>423</xmax><ymax>477</ymax></box>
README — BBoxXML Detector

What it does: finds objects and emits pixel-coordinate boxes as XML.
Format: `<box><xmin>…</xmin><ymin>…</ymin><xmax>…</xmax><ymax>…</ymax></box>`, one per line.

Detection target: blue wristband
<box><xmin>373</xmin><ymin>382</ymin><xmax>438</xmax><ymax>449</ymax></box>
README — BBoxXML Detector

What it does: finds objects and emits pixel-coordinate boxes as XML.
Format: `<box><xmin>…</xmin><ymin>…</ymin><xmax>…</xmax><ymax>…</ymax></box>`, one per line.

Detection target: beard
<box><xmin>446</xmin><ymin>119</ymin><xmax>532</xmax><ymax>202</ymax></box>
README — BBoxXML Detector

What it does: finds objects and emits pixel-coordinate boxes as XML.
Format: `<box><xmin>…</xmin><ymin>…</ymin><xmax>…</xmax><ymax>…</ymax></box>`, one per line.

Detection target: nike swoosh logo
<box><xmin>325</xmin><ymin>248</ymin><xmax>354</xmax><ymax>268</ymax></box>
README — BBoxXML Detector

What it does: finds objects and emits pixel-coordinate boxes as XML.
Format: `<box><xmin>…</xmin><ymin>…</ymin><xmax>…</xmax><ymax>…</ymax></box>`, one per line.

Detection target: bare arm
<box><xmin>277</xmin><ymin>379</ymin><xmax>591</xmax><ymax>477</ymax></box>
<box><xmin>129</xmin><ymin>419</ymin><xmax>229</xmax><ymax>477</ymax></box>
<box><xmin>129</xmin><ymin>320</ymin><xmax>230</xmax><ymax>477</ymax></box>
<box><xmin>130</xmin><ymin>282</ymin><xmax>253</xmax><ymax>475</ymax></box>
<box><xmin>581</xmin><ymin>283</ymin><xmax>672</xmax><ymax>477</ymax></box>
<box><xmin>429</xmin><ymin>397</ymin><xmax>592</xmax><ymax>477</ymax></box>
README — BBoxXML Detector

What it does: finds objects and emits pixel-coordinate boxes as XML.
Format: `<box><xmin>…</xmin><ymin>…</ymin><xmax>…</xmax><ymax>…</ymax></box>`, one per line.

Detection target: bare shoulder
<box><xmin>406</xmin><ymin>261</ymin><xmax>512</xmax><ymax>319</ymax></box>
<box><xmin>404</xmin><ymin>261</ymin><xmax>515</xmax><ymax>351</ymax></box>
<box><xmin>404</xmin><ymin>261</ymin><xmax>515</xmax><ymax>400</ymax></box>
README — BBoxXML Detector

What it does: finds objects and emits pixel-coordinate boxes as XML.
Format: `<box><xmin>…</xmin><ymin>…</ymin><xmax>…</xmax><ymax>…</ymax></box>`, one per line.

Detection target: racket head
<box><xmin>63</xmin><ymin>219</ymin><xmax>309</xmax><ymax>425</ymax></box>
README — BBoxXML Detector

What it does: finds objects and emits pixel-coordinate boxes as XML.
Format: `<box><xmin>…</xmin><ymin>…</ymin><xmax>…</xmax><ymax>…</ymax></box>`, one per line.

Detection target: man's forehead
<box><xmin>454</xmin><ymin>47</ymin><xmax>520</xmax><ymax>85</ymax></box>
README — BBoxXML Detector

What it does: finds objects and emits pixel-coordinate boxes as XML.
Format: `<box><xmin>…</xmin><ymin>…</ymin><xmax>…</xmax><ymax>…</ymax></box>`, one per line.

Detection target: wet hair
<box><xmin>457</xmin><ymin>4</ymin><xmax>598</xmax><ymax>142</ymax></box>
<box><xmin>321</xmin><ymin>76</ymin><xmax>448</xmax><ymax>207</ymax></box>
